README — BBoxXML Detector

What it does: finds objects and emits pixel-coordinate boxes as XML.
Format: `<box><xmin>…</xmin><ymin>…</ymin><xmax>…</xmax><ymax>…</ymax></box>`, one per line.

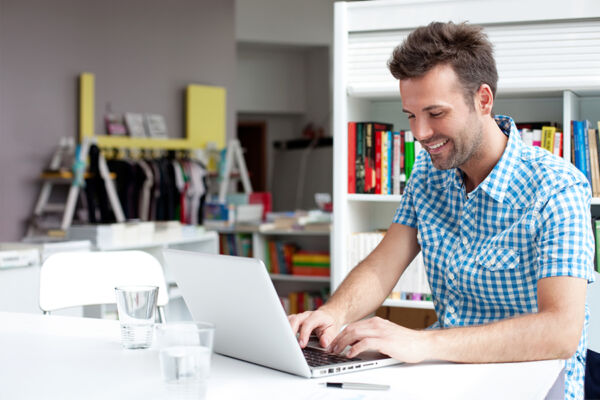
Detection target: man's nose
<box><xmin>411</xmin><ymin>119</ymin><xmax>434</xmax><ymax>143</ymax></box>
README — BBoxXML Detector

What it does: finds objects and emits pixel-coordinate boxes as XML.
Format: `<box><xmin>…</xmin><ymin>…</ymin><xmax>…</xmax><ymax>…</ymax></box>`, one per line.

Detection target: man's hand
<box><xmin>288</xmin><ymin>308</ymin><xmax>342</xmax><ymax>349</ymax></box>
<box><xmin>327</xmin><ymin>316</ymin><xmax>430</xmax><ymax>363</ymax></box>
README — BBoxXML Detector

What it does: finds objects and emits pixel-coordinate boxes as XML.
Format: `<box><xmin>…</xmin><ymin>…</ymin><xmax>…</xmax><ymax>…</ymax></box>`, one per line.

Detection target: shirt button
<box><xmin>448</xmin><ymin>272</ymin><xmax>455</xmax><ymax>281</ymax></box>
<box><xmin>461</xmin><ymin>237</ymin><xmax>468</xmax><ymax>245</ymax></box>
<box><xmin>447</xmin><ymin>305</ymin><xmax>455</xmax><ymax>313</ymax></box>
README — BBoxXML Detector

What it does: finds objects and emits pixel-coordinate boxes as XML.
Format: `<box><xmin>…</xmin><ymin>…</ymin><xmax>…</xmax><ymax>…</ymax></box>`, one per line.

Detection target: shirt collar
<box><xmin>447</xmin><ymin>115</ymin><xmax>521</xmax><ymax>203</ymax></box>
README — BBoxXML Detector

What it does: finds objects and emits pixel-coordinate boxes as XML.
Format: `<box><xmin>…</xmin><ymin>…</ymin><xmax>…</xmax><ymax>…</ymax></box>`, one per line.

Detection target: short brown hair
<box><xmin>388</xmin><ymin>22</ymin><xmax>498</xmax><ymax>106</ymax></box>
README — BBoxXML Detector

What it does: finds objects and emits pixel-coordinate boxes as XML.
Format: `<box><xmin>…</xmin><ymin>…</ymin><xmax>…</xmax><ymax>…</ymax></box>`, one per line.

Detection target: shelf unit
<box><xmin>333</xmin><ymin>0</ymin><xmax>600</xmax><ymax>310</ymax></box>
<box><xmin>212</xmin><ymin>227</ymin><xmax>332</xmax><ymax>299</ymax></box>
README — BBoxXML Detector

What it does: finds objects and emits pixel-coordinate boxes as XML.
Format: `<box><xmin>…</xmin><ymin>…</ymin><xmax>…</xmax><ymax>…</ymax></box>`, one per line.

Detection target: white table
<box><xmin>0</xmin><ymin>312</ymin><xmax>564</xmax><ymax>400</ymax></box>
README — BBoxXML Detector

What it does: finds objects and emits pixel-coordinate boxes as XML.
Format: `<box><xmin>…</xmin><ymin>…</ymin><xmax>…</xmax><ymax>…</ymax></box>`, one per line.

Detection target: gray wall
<box><xmin>0</xmin><ymin>0</ymin><xmax>236</xmax><ymax>240</ymax></box>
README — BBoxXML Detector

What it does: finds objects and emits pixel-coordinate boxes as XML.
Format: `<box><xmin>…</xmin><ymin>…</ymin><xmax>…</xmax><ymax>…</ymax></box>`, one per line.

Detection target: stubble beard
<box><xmin>428</xmin><ymin>119</ymin><xmax>484</xmax><ymax>171</ymax></box>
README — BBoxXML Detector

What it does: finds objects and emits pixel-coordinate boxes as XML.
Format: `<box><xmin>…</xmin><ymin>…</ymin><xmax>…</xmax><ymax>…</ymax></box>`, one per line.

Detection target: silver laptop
<box><xmin>163</xmin><ymin>249</ymin><xmax>402</xmax><ymax>378</ymax></box>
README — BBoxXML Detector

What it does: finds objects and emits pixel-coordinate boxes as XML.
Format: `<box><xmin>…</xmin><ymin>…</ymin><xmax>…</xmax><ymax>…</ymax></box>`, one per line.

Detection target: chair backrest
<box><xmin>588</xmin><ymin>272</ymin><xmax>600</xmax><ymax>352</ymax></box>
<box><xmin>39</xmin><ymin>251</ymin><xmax>169</xmax><ymax>313</ymax></box>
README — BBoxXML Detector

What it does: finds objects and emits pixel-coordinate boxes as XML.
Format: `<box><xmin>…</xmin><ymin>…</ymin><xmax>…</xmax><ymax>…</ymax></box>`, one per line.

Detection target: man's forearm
<box><xmin>422</xmin><ymin>309</ymin><xmax>583</xmax><ymax>363</ymax></box>
<box><xmin>322</xmin><ymin>257</ymin><xmax>392</xmax><ymax>326</ymax></box>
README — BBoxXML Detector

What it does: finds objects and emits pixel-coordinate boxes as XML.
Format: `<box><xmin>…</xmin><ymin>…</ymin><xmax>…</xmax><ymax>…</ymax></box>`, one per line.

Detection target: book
<box><xmin>596</xmin><ymin>219</ymin><xmax>600</xmax><ymax>273</ymax></box>
<box><xmin>364</xmin><ymin>123</ymin><xmax>374</xmax><ymax>193</ymax></box>
<box><xmin>291</xmin><ymin>265</ymin><xmax>330</xmax><ymax>277</ymax></box>
<box><xmin>584</xmin><ymin>121</ymin><xmax>593</xmax><ymax>186</ymax></box>
<box><xmin>124</xmin><ymin>112</ymin><xmax>146</xmax><ymax>137</ymax></box>
<box><xmin>532</xmin><ymin>129</ymin><xmax>542</xmax><ymax>147</ymax></box>
<box><xmin>355</xmin><ymin>123</ymin><xmax>365</xmax><ymax>193</ymax></box>
<box><xmin>588</xmin><ymin>129</ymin><xmax>600</xmax><ymax>197</ymax></box>
<box><xmin>386</xmin><ymin>130</ymin><xmax>393</xmax><ymax>195</ymax></box>
<box><xmin>405</xmin><ymin>130</ymin><xmax>415</xmax><ymax>180</ymax></box>
<box><xmin>375</xmin><ymin>129</ymin><xmax>382</xmax><ymax>194</ymax></box>
<box><xmin>572</xmin><ymin>120</ymin><xmax>588</xmax><ymax>181</ymax></box>
<box><xmin>348</xmin><ymin>122</ymin><xmax>357</xmax><ymax>194</ymax></box>
<box><xmin>381</xmin><ymin>130</ymin><xmax>388</xmax><ymax>195</ymax></box>
<box><xmin>553</xmin><ymin>131</ymin><xmax>563</xmax><ymax>157</ymax></box>
<box><xmin>144</xmin><ymin>113</ymin><xmax>168</xmax><ymax>138</ymax></box>
<box><xmin>541</xmin><ymin>126</ymin><xmax>556</xmax><ymax>153</ymax></box>
<box><xmin>392</xmin><ymin>132</ymin><xmax>401</xmax><ymax>195</ymax></box>
<box><xmin>104</xmin><ymin>113</ymin><xmax>127</xmax><ymax>136</ymax></box>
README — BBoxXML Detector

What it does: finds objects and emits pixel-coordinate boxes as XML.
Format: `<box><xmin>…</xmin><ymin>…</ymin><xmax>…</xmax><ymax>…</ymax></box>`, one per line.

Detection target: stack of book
<box><xmin>347</xmin><ymin>121</ymin><xmax>421</xmax><ymax>195</ymax></box>
<box><xmin>291</xmin><ymin>251</ymin><xmax>330</xmax><ymax>277</ymax></box>
<box><xmin>570</xmin><ymin>120</ymin><xmax>600</xmax><ymax>197</ymax></box>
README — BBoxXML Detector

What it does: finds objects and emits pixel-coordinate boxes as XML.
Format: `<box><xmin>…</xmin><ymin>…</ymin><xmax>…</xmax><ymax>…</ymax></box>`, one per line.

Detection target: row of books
<box><xmin>265</xmin><ymin>239</ymin><xmax>331</xmax><ymax>277</ymax></box>
<box><xmin>218</xmin><ymin>233</ymin><xmax>253</xmax><ymax>258</ymax></box>
<box><xmin>571</xmin><ymin>121</ymin><xmax>600</xmax><ymax>197</ymax></box>
<box><xmin>518</xmin><ymin>125</ymin><xmax>563</xmax><ymax>157</ymax></box>
<box><xmin>347</xmin><ymin>121</ymin><xmax>421</xmax><ymax>195</ymax></box>
<box><xmin>347</xmin><ymin>231</ymin><xmax>432</xmax><ymax>297</ymax></box>
<box><xmin>280</xmin><ymin>289</ymin><xmax>329</xmax><ymax>315</ymax></box>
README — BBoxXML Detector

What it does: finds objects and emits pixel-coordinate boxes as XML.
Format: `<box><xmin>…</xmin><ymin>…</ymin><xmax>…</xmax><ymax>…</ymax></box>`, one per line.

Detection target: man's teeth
<box><xmin>429</xmin><ymin>139</ymin><xmax>448</xmax><ymax>149</ymax></box>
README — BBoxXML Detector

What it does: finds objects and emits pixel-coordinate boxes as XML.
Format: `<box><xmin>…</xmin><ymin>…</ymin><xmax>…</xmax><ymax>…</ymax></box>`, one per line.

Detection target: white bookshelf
<box><xmin>333</xmin><ymin>0</ymin><xmax>600</xmax><ymax>310</ymax></box>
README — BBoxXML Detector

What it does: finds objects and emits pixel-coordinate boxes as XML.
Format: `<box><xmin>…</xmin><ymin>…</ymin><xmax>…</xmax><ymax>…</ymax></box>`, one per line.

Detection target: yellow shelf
<box><xmin>78</xmin><ymin>73</ymin><xmax>226</xmax><ymax>150</ymax></box>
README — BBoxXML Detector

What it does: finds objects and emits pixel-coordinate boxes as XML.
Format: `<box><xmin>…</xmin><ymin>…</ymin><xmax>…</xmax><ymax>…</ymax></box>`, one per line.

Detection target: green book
<box><xmin>404</xmin><ymin>130</ymin><xmax>415</xmax><ymax>180</ymax></box>
<box><xmin>594</xmin><ymin>219</ymin><xmax>600</xmax><ymax>272</ymax></box>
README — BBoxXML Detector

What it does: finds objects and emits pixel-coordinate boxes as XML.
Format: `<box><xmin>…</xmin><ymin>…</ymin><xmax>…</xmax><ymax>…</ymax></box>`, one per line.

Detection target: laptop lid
<box><xmin>163</xmin><ymin>249</ymin><xmax>312</xmax><ymax>377</ymax></box>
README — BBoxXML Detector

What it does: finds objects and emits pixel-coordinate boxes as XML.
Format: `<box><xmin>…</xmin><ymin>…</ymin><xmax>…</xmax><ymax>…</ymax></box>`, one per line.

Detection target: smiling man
<box><xmin>289</xmin><ymin>22</ymin><xmax>595</xmax><ymax>399</ymax></box>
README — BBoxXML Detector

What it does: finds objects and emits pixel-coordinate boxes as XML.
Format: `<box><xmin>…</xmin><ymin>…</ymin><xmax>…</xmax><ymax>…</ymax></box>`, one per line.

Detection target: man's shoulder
<box><xmin>512</xmin><ymin>144</ymin><xmax>590</xmax><ymax>203</ymax></box>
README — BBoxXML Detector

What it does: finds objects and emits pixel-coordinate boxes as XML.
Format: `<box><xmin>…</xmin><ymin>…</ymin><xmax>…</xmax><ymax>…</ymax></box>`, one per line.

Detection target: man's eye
<box><xmin>406</xmin><ymin>115</ymin><xmax>415</xmax><ymax>120</ymax></box>
<box><xmin>430</xmin><ymin>112</ymin><xmax>443</xmax><ymax>118</ymax></box>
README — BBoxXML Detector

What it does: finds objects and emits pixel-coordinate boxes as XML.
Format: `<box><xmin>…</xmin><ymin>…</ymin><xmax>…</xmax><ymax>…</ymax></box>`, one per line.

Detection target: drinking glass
<box><xmin>156</xmin><ymin>322</ymin><xmax>215</xmax><ymax>399</ymax></box>
<box><xmin>114</xmin><ymin>285</ymin><xmax>159</xmax><ymax>349</ymax></box>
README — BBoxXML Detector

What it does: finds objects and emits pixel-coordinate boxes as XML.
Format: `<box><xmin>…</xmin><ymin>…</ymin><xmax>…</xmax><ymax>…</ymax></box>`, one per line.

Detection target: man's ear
<box><xmin>475</xmin><ymin>84</ymin><xmax>494</xmax><ymax>115</ymax></box>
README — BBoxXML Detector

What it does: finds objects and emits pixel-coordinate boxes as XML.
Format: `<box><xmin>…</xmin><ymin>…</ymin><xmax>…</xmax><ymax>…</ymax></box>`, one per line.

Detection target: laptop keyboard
<box><xmin>302</xmin><ymin>347</ymin><xmax>361</xmax><ymax>367</ymax></box>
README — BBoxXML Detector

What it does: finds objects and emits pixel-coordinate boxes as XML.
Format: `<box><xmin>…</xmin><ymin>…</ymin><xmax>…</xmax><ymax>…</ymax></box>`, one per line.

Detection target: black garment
<box><xmin>586</xmin><ymin>349</ymin><xmax>600</xmax><ymax>399</ymax></box>
<box><xmin>107</xmin><ymin>159</ymin><xmax>133</xmax><ymax>219</ymax></box>
<box><xmin>85</xmin><ymin>144</ymin><xmax>114</xmax><ymax>223</ymax></box>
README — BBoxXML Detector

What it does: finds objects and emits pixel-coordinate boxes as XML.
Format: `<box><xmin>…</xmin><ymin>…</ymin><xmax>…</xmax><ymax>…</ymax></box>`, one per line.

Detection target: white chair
<box><xmin>588</xmin><ymin>271</ymin><xmax>600</xmax><ymax>352</ymax></box>
<box><xmin>39</xmin><ymin>251</ymin><xmax>169</xmax><ymax>322</ymax></box>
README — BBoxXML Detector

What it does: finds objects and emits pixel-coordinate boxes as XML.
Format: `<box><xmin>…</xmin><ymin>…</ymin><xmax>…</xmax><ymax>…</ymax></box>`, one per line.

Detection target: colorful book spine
<box><xmin>553</xmin><ymin>131</ymin><xmax>563</xmax><ymax>157</ymax></box>
<box><xmin>541</xmin><ymin>126</ymin><xmax>556</xmax><ymax>153</ymax></box>
<box><xmin>364</xmin><ymin>124</ymin><xmax>375</xmax><ymax>193</ymax></box>
<box><xmin>584</xmin><ymin>120</ymin><xmax>593</xmax><ymax>186</ymax></box>
<box><xmin>380</xmin><ymin>131</ymin><xmax>388</xmax><ymax>195</ymax></box>
<box><xmin>386</xmin><ymin>131</ymin><xmax>393</xmax><ymax>195</ymax></box>
<box><xmin>348</xmin><ymin>122</ymin><xmax>356</xmax><ymax>194</ymax></box>
<box><xmin>573</xmin><ymin>120</ymin><xmax>590</xmax><ymax>185</ymax></box>
<box><xmin>355</xmin><ymin>123</ymin><xmax>365</xmax><ymax>194</ymax></box>
<box><xmin>596</xmin><ymin>219</ymin><xmax>600</xmax><ymax>273</ymax></box>
<box><xmin>392</xmin><ymin>132</ymin><xmax>401</xmax><ymax>195</ymax></box>
<box><xmin>405</xmin><ymin>130</ymin><xmax>415</xmax><ymax>180</ymax></box>
<box><xmin>375</xmin><ymin>130</ymin><xmax>382</xmax><ymax>195</ymax></box>
<box><xmin>532</xmin><ymin>129</ymin><xmax>542</xmax><ymax>147</ymax></box>
<box><xmin>291</xmin><ymin>266</ymin><xmax>330</xmax><ymax>277</ymax></box>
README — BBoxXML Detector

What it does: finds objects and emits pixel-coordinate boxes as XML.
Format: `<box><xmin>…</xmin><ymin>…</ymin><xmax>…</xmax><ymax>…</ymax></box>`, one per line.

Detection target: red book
<box><xmin>375</xmin><ymin>130</ymin><xmax>382</xmax><ymax>194</ymax></box>
<box><xmin>291</xmin><ymin>266</ymin><xmax>331</xmax><ymax>277</ymax></box>
<box><xmin>249</xmin><ymin>192</ymin><xmax>272</xmax><ymax>221</ymax></box>
<box><xmin>348</xmin><ymin>122</ymin><xmax>356</xmax><ymax>194</ymax></box>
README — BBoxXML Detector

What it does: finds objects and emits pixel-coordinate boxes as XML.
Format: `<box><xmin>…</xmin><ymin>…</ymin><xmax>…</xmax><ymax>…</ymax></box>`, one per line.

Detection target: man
<box><xmin>289</xmin><ymin>22</ymin><xmax>595</xmax><ymax>399</ymax></box>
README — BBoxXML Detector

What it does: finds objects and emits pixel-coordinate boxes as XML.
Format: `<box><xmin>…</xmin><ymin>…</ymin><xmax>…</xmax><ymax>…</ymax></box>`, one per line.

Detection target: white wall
<box><xmin>235</xmin><ymin>0</ymin><xmax>334</xmax><ymax>46</ymax></box>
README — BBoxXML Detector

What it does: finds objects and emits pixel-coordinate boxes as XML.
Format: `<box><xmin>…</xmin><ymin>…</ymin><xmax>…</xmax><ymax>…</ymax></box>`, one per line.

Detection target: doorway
<box><xmin>237</xmin><ymin>121</ymin><xmax>267</xmax><ymax>192</ymax></box>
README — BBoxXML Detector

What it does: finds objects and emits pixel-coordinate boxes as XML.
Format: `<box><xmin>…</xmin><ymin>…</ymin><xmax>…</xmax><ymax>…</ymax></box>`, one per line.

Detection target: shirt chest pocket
<box><xmin>476</xmin><ymin>246</ymin><xmax>520</xmax><ymax>271</ymax></box>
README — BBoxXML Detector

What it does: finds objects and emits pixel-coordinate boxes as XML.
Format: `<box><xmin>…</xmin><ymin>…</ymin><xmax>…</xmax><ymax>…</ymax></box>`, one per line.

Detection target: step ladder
<box><xmin>218</xmin><ymin>139</ymin><xmax>253</xmax><ymax>203</ymax></box>
<box><xmin>27</xmin><ymin>138</ymin><xmax>125</xmax><ymax>237</ymax></box>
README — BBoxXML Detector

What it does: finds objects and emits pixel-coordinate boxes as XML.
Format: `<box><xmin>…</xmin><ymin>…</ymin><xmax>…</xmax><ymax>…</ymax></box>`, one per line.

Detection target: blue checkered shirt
<box><xmin>393</xmin><ymin>115</ymin><xmax>595</xmax><ymax>399</ymax></box>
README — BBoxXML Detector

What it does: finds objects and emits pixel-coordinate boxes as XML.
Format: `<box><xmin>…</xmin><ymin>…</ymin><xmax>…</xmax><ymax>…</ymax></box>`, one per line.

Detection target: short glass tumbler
<box><xmin>114</xmin><ymin>285</ymin><xmax>159</xmax><ymax>349</ymax></box>
<box><xmin>156</xmin><ymin>322</ymin><xmax>215</xmax><ymax>399</ymax></box>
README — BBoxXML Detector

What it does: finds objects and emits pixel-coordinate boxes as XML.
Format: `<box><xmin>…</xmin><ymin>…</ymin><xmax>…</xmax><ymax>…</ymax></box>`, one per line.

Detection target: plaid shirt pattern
<box><xmin>393</xmin><ymin>115</ymin><xmax>595</xmax><ymax>399</ymax></box>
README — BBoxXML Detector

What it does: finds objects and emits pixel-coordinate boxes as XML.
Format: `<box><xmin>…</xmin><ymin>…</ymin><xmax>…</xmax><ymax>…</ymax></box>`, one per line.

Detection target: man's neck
<box><xmin>461</xmin><ymin>117</ymin><xmax>508</xmax><ymax>193</ymax></box>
